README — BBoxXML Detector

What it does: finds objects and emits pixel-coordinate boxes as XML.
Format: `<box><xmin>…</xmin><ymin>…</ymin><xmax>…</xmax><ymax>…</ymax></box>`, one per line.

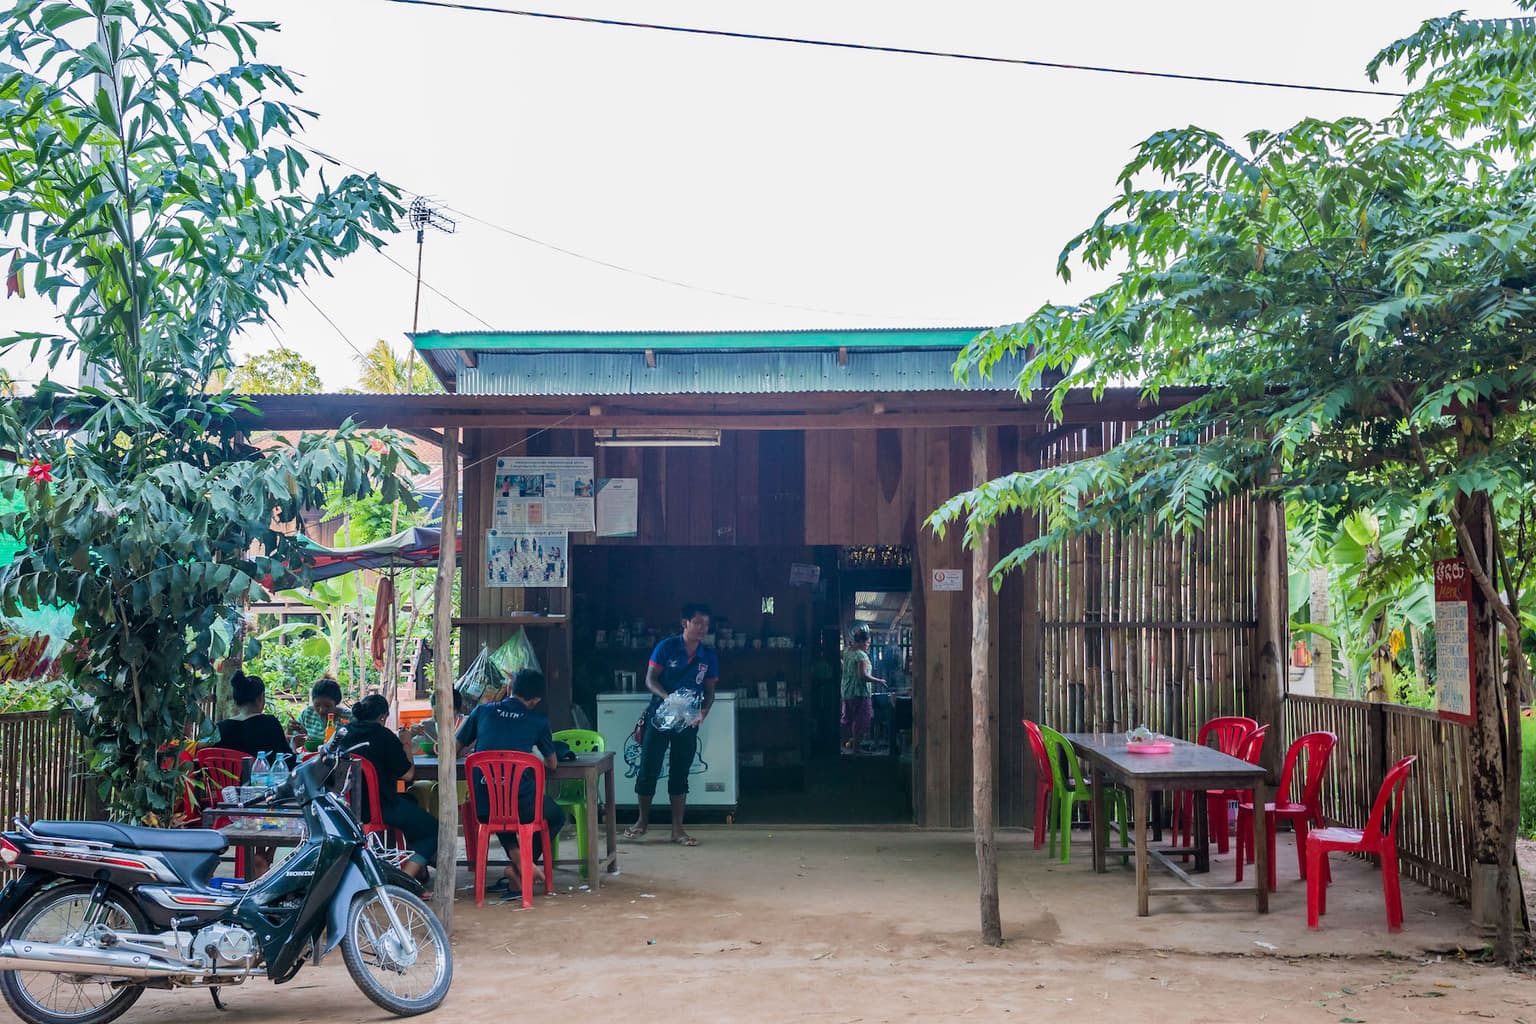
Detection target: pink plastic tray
<box><xmin>1125</xmin><ymin>740</ymin><xmax>1175</xmax><ymax>755</ymax></box>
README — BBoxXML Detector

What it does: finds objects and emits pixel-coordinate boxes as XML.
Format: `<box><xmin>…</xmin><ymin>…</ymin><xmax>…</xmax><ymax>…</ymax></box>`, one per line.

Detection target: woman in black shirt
<box><xmin>350</xmin><ymin>695</ymin><xmax>439</xmax><ymax>893</ymax></box>
<box><xmin>214</xmin><ymin>673</ymin><xmax>292</xmax><ymax>759</ymax></box>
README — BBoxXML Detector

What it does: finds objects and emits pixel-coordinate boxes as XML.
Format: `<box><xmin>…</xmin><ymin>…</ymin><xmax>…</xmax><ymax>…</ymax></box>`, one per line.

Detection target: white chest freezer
<box><xmin>596</xmin><ymin>692</ymin><xmax>737</xmax><ymax>808</ymax></box>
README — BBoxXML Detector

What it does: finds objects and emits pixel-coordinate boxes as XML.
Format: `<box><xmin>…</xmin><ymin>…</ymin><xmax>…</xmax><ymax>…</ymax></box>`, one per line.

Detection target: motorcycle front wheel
<box><xmin>0</xmin><ymin>883</ymin><xmax>147</xmax><ymax>1024</ymax></box>
<box><xmin>339</xmin><ymin>885</ymin><xmax>451</xmax><ymax>1016</ymax></box>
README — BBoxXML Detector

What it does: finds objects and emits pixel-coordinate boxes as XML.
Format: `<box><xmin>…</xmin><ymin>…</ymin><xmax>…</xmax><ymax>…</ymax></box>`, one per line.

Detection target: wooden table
<box><xmin>414</xmin><ymin>751</ymin><xmax>619</xmax><ymax>885</ymax></box>
<box><xmin>1064</xmin><ymin>733</ymin><xmax>1269</xmax><ymax>917</ymax></box>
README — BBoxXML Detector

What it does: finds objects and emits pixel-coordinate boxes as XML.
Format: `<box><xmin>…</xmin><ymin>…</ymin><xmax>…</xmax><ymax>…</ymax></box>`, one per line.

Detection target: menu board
<box><xmin>1433</xmin><ymin>557</ymin><xmax>1475</xmax><ymax>724</ymax></box>
<box><xmin>493</xmin><ymin>457</ymin><xmax>595</xmax><ymax>532</ymax></box>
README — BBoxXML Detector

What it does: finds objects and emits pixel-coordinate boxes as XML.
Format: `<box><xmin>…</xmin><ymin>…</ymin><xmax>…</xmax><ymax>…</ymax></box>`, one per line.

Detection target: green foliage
<box><xmin>1522</xmin><ymin>713</ymin><xmax>1536</xmax><ymax>839</ymax></box>
<box><xmin>349</xmin><ymin>340</ymin><xmax>441</xmax><ymax>395</ymax></box>
<box><xmin>243</xmin><ymin>636</ymin><xmax>328</xmax><ymax>697</ymax></box>
<box><xmin>0</xmin><ymin>0</ymin><xmax>419</xmax><ymax>822</ymax></box>
<box><xmin>229</xmin><ymin>348</ymin><xmax>322</xmax><ymax>394</ymax></box>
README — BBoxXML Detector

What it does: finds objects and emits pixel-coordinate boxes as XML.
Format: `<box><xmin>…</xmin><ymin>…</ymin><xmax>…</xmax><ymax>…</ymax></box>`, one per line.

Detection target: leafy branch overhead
<box><xmin>933</xmin><ymin>8</ymin><xmax>1536</xmax><ymax>577</ymax></box>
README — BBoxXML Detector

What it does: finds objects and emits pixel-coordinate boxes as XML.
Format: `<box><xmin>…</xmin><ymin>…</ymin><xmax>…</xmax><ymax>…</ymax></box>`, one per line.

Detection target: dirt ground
<box><xmin>4</xmin><ymin>828</ymin><xmax>1533</xmax><ymax>1024</ymax></box>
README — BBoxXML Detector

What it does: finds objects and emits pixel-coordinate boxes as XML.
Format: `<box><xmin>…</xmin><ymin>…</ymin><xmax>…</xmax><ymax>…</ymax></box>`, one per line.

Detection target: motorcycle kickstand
<box><xmin>209</xmin><ymin>987</ymin><xmax>226</xmax><ymax>1012</ymax></box>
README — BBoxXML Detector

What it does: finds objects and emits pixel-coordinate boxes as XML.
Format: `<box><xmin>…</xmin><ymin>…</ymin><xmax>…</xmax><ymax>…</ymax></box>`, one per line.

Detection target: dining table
<box><xmin>1064</xmin><ymin>733</ymin><xmax>1269</xmax><ymax>917</ymax></box>
<box><xmin>413</xmin><ymin>750</ymin><xmax>619</xmax><ymax>885</ymax></box>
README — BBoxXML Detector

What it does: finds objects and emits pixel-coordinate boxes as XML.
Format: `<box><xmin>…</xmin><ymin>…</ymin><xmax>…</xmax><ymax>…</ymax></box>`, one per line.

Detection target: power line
<box><xmin>377</xmin><ymin>0</ymin><xmax>1407</xmax><ymax>98</ymax></box>
<box><xmin>294</xmin><ymin>141</ymin><xmax>903</xmax><ymax>319</ymax></box>
<box><xmin>295</xmin><ymin>287</ymin><xmax>368</xmax><ymax>359</ymax></box>
<box><xmin>375</xmin><ymin>247</ymin><xmax>497</xmax><ymax>329</ymax></box>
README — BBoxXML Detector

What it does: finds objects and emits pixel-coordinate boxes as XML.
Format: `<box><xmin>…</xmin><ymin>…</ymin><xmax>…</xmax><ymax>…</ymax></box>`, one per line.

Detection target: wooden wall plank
<box><xmin>803</xmin><ymin>429</ymin><xmax>832</xmax><ymax>545</ymax></box>
<box><xmin>825</xmin><ymin>429</ymin><xmax>856</xmax><ymax>544</ymax></box>
<box><xmin>736</xmin><ymin>432</ymin><xmax>760</xmax><ymax>545</ymax></box>
<box><xmin>851</xmin><ymin>428</ymin><xmax>879</xmax><ymax>545</ymax></box>
<box><xmin>712</xmin><ymin>431</ymin><xmax>739</xmax><ymax>545</ymax></box>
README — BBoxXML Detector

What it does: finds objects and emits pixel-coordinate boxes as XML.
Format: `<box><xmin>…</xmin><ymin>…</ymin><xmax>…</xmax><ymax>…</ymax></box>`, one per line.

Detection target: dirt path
<box><xmin>4</xmin><ymin>829</ymin><xmax>1531</xmax><ymax>1024</ymax></box>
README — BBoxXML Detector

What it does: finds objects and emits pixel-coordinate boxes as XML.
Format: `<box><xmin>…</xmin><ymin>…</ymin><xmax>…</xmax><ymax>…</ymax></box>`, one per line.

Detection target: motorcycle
<box><xmin>0</xmin><ymin>729</ymin><xmax>452</xmax><ymax>1024</ymax></box>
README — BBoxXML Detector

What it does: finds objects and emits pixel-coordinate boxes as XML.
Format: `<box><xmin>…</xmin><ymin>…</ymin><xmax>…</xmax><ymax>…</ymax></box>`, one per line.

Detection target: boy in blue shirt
<box><xmin>623</xmin><ymin>602</ymin><xmax>718</xmax><ymax>847</ymax></box>
<box><xmin>455</xmin><ymin>668</ymin><xmax>567</xmax><ymax>899</ymax></box>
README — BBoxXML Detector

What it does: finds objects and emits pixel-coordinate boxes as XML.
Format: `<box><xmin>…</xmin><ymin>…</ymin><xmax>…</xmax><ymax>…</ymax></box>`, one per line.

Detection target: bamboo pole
<box><xmin>969</xmin><ymin>427</ymin><xmax>1001</xmax><ymax>946</ymax></box>
<box><xmin>431</xmin><ymin>427</ymin><xmax>460</xmax><ymax>929</ymax></box>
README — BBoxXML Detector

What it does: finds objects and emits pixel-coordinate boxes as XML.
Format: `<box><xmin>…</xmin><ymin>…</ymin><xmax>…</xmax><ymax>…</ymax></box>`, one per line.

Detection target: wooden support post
<box><xmin>1251</xmin><ymin>496</ymin><xmax>1288</xmax><ymax>779</ymax></box>
<box><xmin>969</xmin><ymin>427</ymin><xmax>1001</xmax><ymax>946</ymax></box>
<box><xmin>431</xmin><ymin>426</ymin><xmax>460</xmax><ymax>929</ymax></box>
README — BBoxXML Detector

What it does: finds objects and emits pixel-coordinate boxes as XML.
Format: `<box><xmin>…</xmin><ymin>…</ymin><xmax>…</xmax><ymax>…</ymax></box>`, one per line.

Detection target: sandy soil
<box><xmin>4</xmin><ymin>829</ymin><xmax>1532</xmax><ymax>1024</ymax></box>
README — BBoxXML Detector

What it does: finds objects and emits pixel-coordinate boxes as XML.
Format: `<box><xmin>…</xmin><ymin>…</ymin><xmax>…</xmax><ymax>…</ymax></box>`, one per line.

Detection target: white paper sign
<box><xmin>595</xmin><ymin>478</ymin><xmax>639</xmax><ymax>538</ymax></box>
<box><xmin>789</xmin><ymin>563</ymin><xmax>821</xmax><ymax>586</ymax></box>
<box><xmin>493</xmin><ymin>457</ymin><xmax>595</xmax><ymax>532</ymax></box>
<box><xmin>485</xmin><ymin>529</ymin><xmax>568</xmax><ymax>588</ymax></box>
<box><xmin>931</xmin><ymin>569</ymin><xmax>964</xmax><ymax>592</ymax></box>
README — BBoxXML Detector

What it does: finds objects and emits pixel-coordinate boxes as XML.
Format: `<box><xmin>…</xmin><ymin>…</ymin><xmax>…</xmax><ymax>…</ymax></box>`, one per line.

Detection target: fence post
<box><xmin>1367</xmin><ymin>699</ymin><xmax>1388</xmax><ymax>804</ymax></box>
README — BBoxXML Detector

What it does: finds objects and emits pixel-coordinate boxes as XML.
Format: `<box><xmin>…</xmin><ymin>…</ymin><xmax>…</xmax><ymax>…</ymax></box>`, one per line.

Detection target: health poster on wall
<box><xmin>492</xmin><ymin>457</ymin><xmax>595</xmax><ymax>532</ymax></box>
<box><xmin>1432</xmin><ymin>557</ymin><xmax>1476</xmax><ymax>724</ymax></box>
<box><xmin>485</xmin><ymin>529</ymin><xmax>569</xmax><ymax>588</ymax></box>
<box><xmin>595</xmin><ymin>478</ymin><xmax>638</xmax><ymax>538</ymax></box>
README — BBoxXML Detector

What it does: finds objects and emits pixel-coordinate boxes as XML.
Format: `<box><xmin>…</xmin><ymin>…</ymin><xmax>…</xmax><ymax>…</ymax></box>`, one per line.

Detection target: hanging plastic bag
<box><xmin>490</xmin><ymin>627</ymin><xmax>542</xmax><ymax>679</ymax></box>
<box><xmin>455</xmin><ymin>645</ymin><xmax>506</xmax><ymax>702</ymax></box>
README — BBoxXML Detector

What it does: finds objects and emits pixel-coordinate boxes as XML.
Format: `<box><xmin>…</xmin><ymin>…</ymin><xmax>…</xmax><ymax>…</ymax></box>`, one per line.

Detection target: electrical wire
<box><xmin>375</xmin><ymin>247</ymin><xmax>498</xmax><ymax>329</ymax></box>
<box><xmin>295</xmin><ymin>287</ymin><xmax>368</xmax><ymax>359</ymax></box>
<box><xmin>294</xmin><ymin>141</ymin><xmax>906</xmax><ymax>319</ymax></box>
<box><xmin>376</xmin><ymin>0</ymin><xmax>1408</xmax><ymax>98</ymax></box>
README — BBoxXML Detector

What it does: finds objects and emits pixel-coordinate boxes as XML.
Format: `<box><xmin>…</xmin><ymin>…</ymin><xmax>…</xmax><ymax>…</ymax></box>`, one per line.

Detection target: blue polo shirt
<box><xmin>456</xmin><ymin>697</ymin><xmax>555</xmax><ymax>806</ymax></box>
<box><xmin>649</xmin><ymin>635</ymin><xmax>720</xmax><ymax>700</ymax></box>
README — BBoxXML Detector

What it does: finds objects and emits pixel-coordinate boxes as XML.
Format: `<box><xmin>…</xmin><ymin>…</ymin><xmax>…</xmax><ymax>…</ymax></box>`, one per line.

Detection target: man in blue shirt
<box><xmin>455</xmin><ymin>668</ymin><xmax>567</xmax><ymax>899</ymax></box>
<box><xmin>623</xmin><ymin>601</ymin><xmax>718</xmax><ymax>847</ymax></box>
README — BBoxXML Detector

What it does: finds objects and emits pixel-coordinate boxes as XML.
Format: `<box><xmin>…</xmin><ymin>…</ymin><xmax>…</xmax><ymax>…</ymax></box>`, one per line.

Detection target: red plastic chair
<box><xmin>1171</xmin><ymin>716</ymin><xmax>1256</xmax><ymax>853</ymax></box>
<box><xmin>1206</xmin><ymin>724</ymin><xmax>1268</xmax><ymax>857</ymax></box>
<box><xmin>1306</xmin><ymin>755</ymin><xmax>1416</xmax><ymax>931</ymax></box>
<box><xmin>1236</xmin><ymin>730</ymin><xmax>1337</xmax><ymax>890</ymax></box>
<box><xmin>466</xmin><ymin>751</ymin><xmax>554</xmax><ymax>910</ymax></box>
<box><xmin>1022</xmin><ymin>721</ymin><xmax>1053</xmax><ymax>851</ymax></box>
<box><xmin>348</xmin><ymin>756</ymin><xmax>407</xmax><ymax>852</ymax></box>
<box><xmin>193</xmin><ymin>748</ymin><xmax>249</xmax><ymax>875</ymax></box>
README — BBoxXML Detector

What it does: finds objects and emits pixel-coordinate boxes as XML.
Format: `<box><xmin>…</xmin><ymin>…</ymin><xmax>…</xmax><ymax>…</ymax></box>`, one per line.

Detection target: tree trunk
<box><xmin>1310</xmin><ymin>568</ymin><xmax>1334</xmax><ymax>696</ymax></box>
<box><xmin>1458</xmin><ymin>488</ymin><xmax>1516</xmax><ymax>951</ymax></box>
<box><xmin>970</xmin><ymin>428</ymin><xmax>1001</xmax><ymax>947</ymax></box>
<box><xmin>431</xmin><ymin>427</ymin><xmax>459</xmax><ymax>930</ymax></box>
<box><xmin>1251</xmin><ymin>497</ymin><xmax>1288</xmax><ymax>778</ymax></box>
<box><xmin>1365</xmin><ymin>612</ymin><xmax>1389</xmax><ymax>704</ymax></box>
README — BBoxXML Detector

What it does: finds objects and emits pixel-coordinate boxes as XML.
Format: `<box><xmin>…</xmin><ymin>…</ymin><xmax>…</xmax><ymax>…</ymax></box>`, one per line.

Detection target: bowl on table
<box><xmin>417</xmin><ymin>739</ymin><xmax>436</xmax><ymax>757</ymax></box>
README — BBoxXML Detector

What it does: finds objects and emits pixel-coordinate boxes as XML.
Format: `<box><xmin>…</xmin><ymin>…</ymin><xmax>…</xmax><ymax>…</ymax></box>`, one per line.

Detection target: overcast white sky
<box><xmin>1</xmin><ymin>0</ymin><xmax>1523</xmax><ymax>390</ymax></box>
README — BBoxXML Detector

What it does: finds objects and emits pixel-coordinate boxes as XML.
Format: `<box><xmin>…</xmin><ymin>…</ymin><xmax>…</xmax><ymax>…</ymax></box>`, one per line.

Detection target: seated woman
<box><xmin>349</xmin><ymin>694</ymin><xmax>440</xmax><ymax>895</ymax></box>
<box><xmin>402</xmin><ymin>689</ymin><xmax>470</xmax><ymax>816</ymax></box>
<box><xmin>213</xmin><ymin>672</ymin><xmax>292</xmax><ymax>760</ymax></box>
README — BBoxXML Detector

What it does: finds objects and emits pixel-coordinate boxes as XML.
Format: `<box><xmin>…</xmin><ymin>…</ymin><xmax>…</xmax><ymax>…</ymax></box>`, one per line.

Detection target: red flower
<box><xmin>368</xmin><ymin>438</ymin><xmax>387</xmax><ymax>454</ymax></box>
<box><xmin>25</xmin><ymin>458</ymin><xmax>52</xmax><ymax>483</ymax></box>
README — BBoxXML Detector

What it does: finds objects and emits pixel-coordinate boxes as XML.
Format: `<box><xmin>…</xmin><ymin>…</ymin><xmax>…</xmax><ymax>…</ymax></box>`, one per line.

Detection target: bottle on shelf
<box><xmin>251</xmin><ymin>751</ymin><xmax>271</xmax><ymax>788</ymax></box>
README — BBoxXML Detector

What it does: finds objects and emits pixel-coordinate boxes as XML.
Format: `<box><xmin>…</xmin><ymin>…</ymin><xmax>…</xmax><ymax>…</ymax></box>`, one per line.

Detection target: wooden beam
<box><xmin>644</xmin><ymin>349</ymin><xmax>656</xmax><ymax>368</ymax></box>
<box><xmin>399</xmin><ymin>426</ymin><xmax>446</xmax><ymax>449</ymax></box>
<box><xmin>837</xmin><ymin>346</ymin><xmax>848</xmax><ymax>366</ymax></box>
<box><xmin>460</xmin><ymin>349</ymin><xmax>478</xmax><ymax>369</ymax></box>
<box><xmin>431</xmin><ymin>426</ymin><xmax>460</xmax><ymax>930</ymax></box>
<box><xmin>1250</xmin><ymin>495</ymin><xmax>1287</xmax><ymax>780</ymax></box>
<box><xmin>970</xmin><ymin>426</ymin><xmax>1002</xmax><ymax>945</ymax></box>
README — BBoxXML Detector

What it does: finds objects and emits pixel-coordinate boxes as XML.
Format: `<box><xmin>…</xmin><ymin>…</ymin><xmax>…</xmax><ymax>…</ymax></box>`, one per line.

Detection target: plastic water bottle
<box><xmin>252</xmin><ymin>751</ymin><xmax>271</xmax><ymax>789</ymax></box>
<box><xmin>270</xmin><ymin>754</ymin><xmax>290</xmax><ymax>790</ymax></box>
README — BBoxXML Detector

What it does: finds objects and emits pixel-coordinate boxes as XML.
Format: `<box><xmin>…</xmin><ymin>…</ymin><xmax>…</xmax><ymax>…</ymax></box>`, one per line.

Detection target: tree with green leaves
<box><xmin>229</xmin><ymin>346</ymin><xmax>322</xmax><ymax>394</ymax></box>
<box><xmin>352</xmin><ymin>339</ymin><xmax>441</xmax><ymax>395</ymax></box>
<box><xmin>935</xmin><ymin>8</ymin><xmax>1536</xmax><ymax>959</ymax></box>
<box><xmin>0</xmin><ymin>0</ymin><xmax>420</xmax><ymax>823</ymax></box>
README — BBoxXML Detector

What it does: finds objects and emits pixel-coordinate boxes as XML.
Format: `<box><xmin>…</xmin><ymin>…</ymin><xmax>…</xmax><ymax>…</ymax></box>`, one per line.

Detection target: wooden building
<box><xmin>248</xmin><ymin>328</ymin><xmax>1283</xmax><ymax>828</ymax></box>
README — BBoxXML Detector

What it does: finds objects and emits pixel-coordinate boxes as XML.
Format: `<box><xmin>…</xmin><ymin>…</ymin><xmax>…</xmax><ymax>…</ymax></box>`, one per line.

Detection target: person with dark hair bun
<box><xmin>349</xmin><ymin>694</ymin><xmax>438</xmax><ymax>892</ymax></box>
<box><xmin>213</xmin><ymin>672</ymin><xmax>292</xmax><ymax>759</ymax></box>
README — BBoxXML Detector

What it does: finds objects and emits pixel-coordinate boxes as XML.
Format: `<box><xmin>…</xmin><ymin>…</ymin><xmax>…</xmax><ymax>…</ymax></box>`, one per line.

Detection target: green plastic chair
<box><xmin>1038</xmin><ymin>724</ymin><xmax>1129</xmax><ymax>863</ymax></box>
<box><xmin>551</xmin><ymin>729</ymin><xmax>604</xmax><ymax>876</ymax></box>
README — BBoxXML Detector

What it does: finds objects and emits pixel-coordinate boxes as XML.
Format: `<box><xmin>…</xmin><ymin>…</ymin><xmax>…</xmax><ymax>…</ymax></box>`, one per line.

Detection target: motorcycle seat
<box><xmin>31</xmin><ymin>820</ymin><xmax>229</xmax><ymax>854</ymax></box>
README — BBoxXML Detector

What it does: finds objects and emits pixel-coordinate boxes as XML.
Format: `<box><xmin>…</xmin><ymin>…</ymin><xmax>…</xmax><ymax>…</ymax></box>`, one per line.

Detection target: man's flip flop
<box><xmin>622</xmin><ymin>826</ymin><xmax>648</xmax><ymax>840</ymax></box>
<box><xmin>672</xmin><ymin>834</ymin><xmax>699</xmax><ymax>847</ymax></box>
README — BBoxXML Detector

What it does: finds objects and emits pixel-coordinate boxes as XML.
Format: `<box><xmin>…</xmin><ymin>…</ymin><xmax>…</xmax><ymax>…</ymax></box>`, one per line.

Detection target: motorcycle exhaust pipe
<box><xmin>0</xmin><ymin>938</ymin><xmax>194</xmax><ymax>979</ymax></box>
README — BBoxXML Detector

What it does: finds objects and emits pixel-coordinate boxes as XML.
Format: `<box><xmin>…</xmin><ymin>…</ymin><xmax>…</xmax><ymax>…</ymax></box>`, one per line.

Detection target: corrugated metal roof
<box><xmin>456</xmin><ymin>349</ymin><xmax>1025</xmax><ymax>396</ymax></box>
<box><xmin>413</xmin><ymin>327</ymin><xmax>989</xmax><ymax>353</ymax></box>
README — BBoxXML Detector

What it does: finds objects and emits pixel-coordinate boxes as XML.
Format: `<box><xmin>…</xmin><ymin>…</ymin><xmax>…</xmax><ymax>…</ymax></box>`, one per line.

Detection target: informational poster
<box><xmin>595</xmin><ymin>478</ymin><xmax>638</xmax><ymax>538</ymax></box>
<box><xmin>485</xmin><ymin>529</ymin><xmax>569</xmax><ymax>588</ymax></box>
<box><xmin>493</xmin><ymin>457</ymin><xmax>595</xmax><ymax>532</ymax></box>
<box><xmin>931</xmin><ymin>569</ymin><xmax>964</xmax><ymax>592</ymax></box>
<box><xmin>1433</xmin><ymin>557</ymin><xmax>1476</xmax><ymax>724</ymax></box>
<box><xmin>789</xmin><ymin>563</ymin><xmax>821</xmax><ymax>586</ymax></box>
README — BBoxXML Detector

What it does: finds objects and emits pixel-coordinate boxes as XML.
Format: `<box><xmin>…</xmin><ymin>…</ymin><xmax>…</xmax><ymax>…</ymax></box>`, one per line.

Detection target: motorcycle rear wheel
<box><xmin>339</xmin><ymin>885</ymin><xmax>451</xmax><ymax>1016</ymax></box>
<box><xmin>0</xmin><ymin>883</ymin><xmax>147</xmax><ymax>1024</ymax></box>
